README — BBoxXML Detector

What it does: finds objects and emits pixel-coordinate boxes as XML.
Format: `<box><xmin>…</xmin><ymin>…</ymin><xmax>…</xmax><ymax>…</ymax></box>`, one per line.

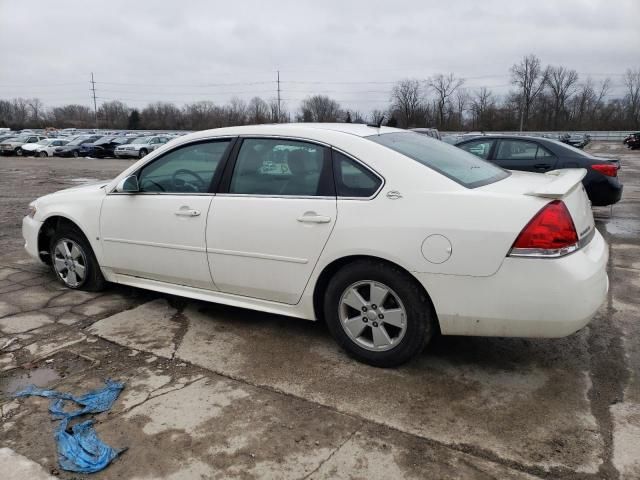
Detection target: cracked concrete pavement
<box><xmin>1</xmin><ymin>145</ymin><xmax>639</xmax><ymax>479</ymax></box>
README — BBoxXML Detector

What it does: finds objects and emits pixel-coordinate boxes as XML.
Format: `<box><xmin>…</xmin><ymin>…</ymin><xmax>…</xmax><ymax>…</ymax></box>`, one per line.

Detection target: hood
<box><xmin>40</xmin><ymin>181</ymin><xmax>109</xmax><ymax>200</ymax></box>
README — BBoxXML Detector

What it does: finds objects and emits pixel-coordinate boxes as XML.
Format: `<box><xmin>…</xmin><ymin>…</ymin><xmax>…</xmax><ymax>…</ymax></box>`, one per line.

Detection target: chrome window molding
<box><xmin>107</xmin><ymin>135</ymin><xmax>237</xmax><ymax>194</ymax></box>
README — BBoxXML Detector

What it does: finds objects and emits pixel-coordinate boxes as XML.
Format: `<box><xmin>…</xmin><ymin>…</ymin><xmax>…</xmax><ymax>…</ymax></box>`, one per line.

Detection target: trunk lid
<box><xmin>482</xmin><ymin>169</ymin><xmax>595</xmax><ymax>243</ymax></box>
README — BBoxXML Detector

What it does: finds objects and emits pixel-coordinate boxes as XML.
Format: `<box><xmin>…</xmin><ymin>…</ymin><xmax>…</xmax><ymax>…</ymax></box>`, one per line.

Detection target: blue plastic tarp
<box><xmin>15</xmin><ymin>379</ymin><xmax>126</xmax><ymax>473</ymax></box>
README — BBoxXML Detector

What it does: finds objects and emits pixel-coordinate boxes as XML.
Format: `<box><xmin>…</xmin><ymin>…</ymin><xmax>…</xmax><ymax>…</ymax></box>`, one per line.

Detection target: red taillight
<box><xmin>590</xmin><ymin>164</ymin><xmax>617</xmax><ymax>177</ymax></box>
<box><xmin>510</xmin><ymin>200</ymin><xmax>578</xmax><ymax>255</ymax></box>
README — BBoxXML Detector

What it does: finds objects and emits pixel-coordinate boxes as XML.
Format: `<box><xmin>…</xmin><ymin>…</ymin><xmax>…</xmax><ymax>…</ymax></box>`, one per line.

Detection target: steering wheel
<box><xmin>171</xmin><ymin>169</ymin><xmax>206</xmax><ymax>192</ymax></box>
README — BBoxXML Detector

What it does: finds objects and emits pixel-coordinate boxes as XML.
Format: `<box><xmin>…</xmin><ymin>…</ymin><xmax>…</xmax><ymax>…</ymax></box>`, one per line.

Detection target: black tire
<box><xmin>39</xmin><ymin>151</ymin><xmax>48</xmax><ymax>158</ymax></box>
<box><xmin>138</xmin><ymin>149</ymin><xmax>148</xmax><ymax>158</ymax></box>
<box><xmin>72</xmin><ymin>150</ymin><xmax>79</xmax><ymax>158</ymax></box>
<box><xmin>49</xmin><ymin>226</ymin><xmax>105</xmax><ymax>292</ymax></box>
<box><xmin>323</xmin><ymin>259</ymin><xmax>435</xmax><ymax>367</ymax></box>
<box><xmin>15</xmin><ymin>148</ymin><xmax>23</xmax><ymax>156</ymax></box>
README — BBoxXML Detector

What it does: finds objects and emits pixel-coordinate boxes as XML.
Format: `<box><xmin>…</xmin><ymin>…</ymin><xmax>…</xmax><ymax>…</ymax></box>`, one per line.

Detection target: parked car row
<box><xmin>0</xmin><ymin>132</ymin><xmax>175</xmax><ymax>158</ymax></box>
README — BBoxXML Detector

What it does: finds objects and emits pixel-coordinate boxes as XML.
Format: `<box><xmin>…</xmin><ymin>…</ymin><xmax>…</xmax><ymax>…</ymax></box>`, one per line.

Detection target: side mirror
<box><xmin>115</xmin><ymin>175</ymin><xmax>139</xmax><ymax>193</ymax></box>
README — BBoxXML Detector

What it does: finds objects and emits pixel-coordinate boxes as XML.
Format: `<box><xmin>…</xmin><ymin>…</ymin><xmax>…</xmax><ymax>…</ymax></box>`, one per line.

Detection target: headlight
<box><xmin>27</xmin><ymin>203</ymin><xmax>37</xmax><ymax>218</ymax></box>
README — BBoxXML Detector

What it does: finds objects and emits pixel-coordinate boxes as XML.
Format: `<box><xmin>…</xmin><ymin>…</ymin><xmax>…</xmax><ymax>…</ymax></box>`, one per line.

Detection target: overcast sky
<box><xmin>1</xmin><ymin>0</ymin><xmax>638</xmax><ymax>115</ymax></box>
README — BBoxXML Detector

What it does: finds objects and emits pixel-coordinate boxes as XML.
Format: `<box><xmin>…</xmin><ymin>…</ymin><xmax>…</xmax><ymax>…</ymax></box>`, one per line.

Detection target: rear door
<box><xmin>206</xmin><ymin>137</ymin><xmax>336</xmax><ymax>304</ymax></box>
<box><xmin>494</xmin><ymin>139</ymin><xmax>558</xmax><ymax>172</ymax></box>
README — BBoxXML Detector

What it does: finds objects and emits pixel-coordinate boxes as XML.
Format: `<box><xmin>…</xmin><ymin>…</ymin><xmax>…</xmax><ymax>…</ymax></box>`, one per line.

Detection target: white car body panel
<box><xmin>23</xmin><ymin>123</ymin><xmax>608</xmax><ymax>339</ymax></box>
<box><xmin>207</xmin><ymin>196</ymin><xmax>337</xmax><ymax>304</ymax></box>
<box><xmin>100</xmin><ymin>194</ymin><xmax>214</xmax><ymax>289</ymax></box>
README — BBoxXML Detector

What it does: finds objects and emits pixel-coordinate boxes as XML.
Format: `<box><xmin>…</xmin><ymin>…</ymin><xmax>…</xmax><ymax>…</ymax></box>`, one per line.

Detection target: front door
<box><xmin>207</xmin><ymin>137</ymin><xmax>336</xmax><ymax>304</ymax></box>
<box><xmin>100</xmin><ymin>138</ymin><xmax>234</xmax><ymax>289</ymax></box>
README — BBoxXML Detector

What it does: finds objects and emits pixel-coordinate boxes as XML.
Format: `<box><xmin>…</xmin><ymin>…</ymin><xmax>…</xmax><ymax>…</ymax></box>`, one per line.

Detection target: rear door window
<box><xmin>495</xmin><ymin>140</ymin><xmax>539</xmax><ymax>160</ymax></box>
<box><xmin>333</xmin><ymin>151</ymin><xmax>382</xmax><ymax>198</ymax></box>
<box><xmin>229</xmin><ymin>138</ymin><xmax>332</xmax><ymax>196</ymax></box>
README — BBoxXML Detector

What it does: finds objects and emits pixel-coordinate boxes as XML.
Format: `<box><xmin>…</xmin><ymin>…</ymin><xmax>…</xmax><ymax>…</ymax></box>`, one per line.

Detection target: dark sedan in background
<box><xmin>54</xmin><ymin>135</ymin><xmax>102</xmax><ymax>157</ymax></box>
<box><xmin>455</xmin><ymin>135</ymin><xmax>622</xmax><ymax>206</ymax></box>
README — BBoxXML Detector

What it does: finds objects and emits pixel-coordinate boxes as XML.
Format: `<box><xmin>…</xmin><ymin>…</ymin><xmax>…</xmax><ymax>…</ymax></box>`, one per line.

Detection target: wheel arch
<box><xmin>37</xmin><ymin>215</ymin><xmax>93</xmax><ymax>264</ymax></box>
<box><xmin>312</xmin><ymin>254</ymin><xmax>439</xmax><ymax>329</ymax></box>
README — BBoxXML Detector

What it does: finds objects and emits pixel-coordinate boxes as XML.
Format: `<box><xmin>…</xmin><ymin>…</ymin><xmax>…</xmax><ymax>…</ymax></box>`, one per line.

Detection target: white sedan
<box><xmin>22</xmin><ymin>124</ymin><xmax>608</xmax><ymax>366</ymax></box>
<box><xmin>21</xmin><ymin>138</ymin><xmax>69</xmax><ymax>157</ymax></box>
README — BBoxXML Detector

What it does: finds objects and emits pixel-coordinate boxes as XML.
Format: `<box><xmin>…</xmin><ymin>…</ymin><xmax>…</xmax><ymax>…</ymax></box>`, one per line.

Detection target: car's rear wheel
<box><xmin>324</xmin><ymin>259</ymin><xmax>435</xmax><ymax>367</ymax></box>
<box><xmin>38</xmin><ymin>151</ymin><xmax>48</xmax><ymax>158</ymax></box>
<box><xmin>138</xmin><ymin>149</ymin><xmax>148</xmax><ymax>158</ymax></box>
<box><xmin>50</xmin><ymin>227</ymin><xmax>105</xmax><ymax>291</ymax></box>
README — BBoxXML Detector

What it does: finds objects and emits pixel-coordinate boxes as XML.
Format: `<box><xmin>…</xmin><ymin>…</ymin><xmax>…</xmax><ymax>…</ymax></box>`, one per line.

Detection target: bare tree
<box><xmin>369</xmin><ymin>109</ymin><xmax>386</xmax><ymax>125</ymax></box>
<box><xmin>246</xmin><ymin>97</ymin><xmax>270</xmax><ymax>124</ymax></box>
<box><xmin>547</xmin><ymin>66</ymin><xmax>579</xmax><ymax>128</ymax></box>
<box><xmin>454</xmin><ymin>89</ymin><xmax>470</xmax><ymax>130</ymax></box>
<box><xmin>429</xmin><ymin>74</ymin><xmax>464</xmax><ymax>128</ymax></box>
<box><xmin>471</xmin><ymin>88</ymin><xmax>495</xmax><ymax>130</ymax></box>
<box><xmin>390</xmin><ymin>79</ymin><xmax>423</xmax><ymax>128</ymax></box>
<box><xmin>98</xmin><ymin>100</ymin><xmax>130</xmax><ymax>129</ymax></box>
<box><xmin>299</xmin><ymin>95</ymin><xmax>342</xmax><ymax>122</ymax></box>
<box><xmin>624</xmin><ymin>68</ymin><xmax>640</xmax><ymax>127</ymax></box>
<box><xmin>510</xmin><ymin>54</ymin><xmax>549</xmax><ymax>130</ymax></box>
<box><xmin>27</xmin><ymin>98</ymin><xmax>45</xmax><ymax>125</ymax></box>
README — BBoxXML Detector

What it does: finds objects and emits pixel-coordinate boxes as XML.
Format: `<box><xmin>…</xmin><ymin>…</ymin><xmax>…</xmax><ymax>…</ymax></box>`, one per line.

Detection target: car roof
<box><xmin>182</xmin><ymin>123</ymin><xmax>405</xmax><ymax>141</ymax></box>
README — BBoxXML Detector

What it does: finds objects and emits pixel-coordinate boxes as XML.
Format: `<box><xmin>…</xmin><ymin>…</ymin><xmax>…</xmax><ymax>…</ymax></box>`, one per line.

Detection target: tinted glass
<box><xmin>138</xmin><ymin>140</ymin><xmax>231</xmax><ymax>193</ymax></box>
<box><xmin>458</xmin><ymin>139</ymin><xmax>495</xmax><ymax>159</ymax></box>
<box><xmin>495</xmin><ymin>140</ymin><xmax>539</xmax><ymax>160</ymax></box>
<box><xmin>333</xmin><ymin>151</ymin><xmax>381</xmax><ymax>197</ymax></box>
<box><xmin>230</xmin><ymin>138</ymin><xmax>330</xmax><ymax>196</ymax></box>
<box><xmin>367</xmin><ymin>132</ymin><xmax>508</xmax><ymax>188</ymax></box>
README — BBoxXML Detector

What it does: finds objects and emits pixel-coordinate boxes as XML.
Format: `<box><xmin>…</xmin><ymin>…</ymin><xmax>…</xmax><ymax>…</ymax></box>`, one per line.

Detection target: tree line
<box><xmin>1</xmin><ymin>55</ymin><xmax>639</xmax><ymax>132</ymax></box>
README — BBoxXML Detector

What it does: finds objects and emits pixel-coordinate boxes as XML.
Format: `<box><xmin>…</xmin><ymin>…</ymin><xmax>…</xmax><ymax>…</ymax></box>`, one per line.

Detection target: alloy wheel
<box><xmin>53</xmin><ymin>238</ymin><xmax>87</xmax><ymax>288</ymax></box>
<box><xmin>338</xmin><ymin>280</ymin><xmax>407</xmax><ymax>351</ymax></box>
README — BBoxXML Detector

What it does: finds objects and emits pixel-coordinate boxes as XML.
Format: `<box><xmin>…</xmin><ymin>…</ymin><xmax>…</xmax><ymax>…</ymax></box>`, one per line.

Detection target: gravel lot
<box><xmin>0</xmin><ymin>142</ymin><xmax>639</xmax><ymax>479</ymax></box>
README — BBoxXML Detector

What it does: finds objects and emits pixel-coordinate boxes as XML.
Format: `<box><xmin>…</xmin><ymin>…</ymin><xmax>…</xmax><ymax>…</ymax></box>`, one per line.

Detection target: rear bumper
<box><xmin>22</xmin><ymin>216</ymin><xmax>43</xmax><ymax>261</ymax></box>
<box><xmin>414</xmin><ymin>229</ymin><xmax>609</xmax><ymax>338</ymax></box>
<box><xmin>586</xmin><ymin>177</ymin><xmax>623</xmax><ymax>206</ymax></box>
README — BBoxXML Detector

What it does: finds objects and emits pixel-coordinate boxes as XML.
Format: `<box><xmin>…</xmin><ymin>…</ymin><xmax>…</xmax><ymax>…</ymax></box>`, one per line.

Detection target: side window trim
<box><xmin>109</xmin><ymin>136</ymin><xmax>237</xmax><ymax>196</ymax></box>
<box><xmin>331</xmin><ymin>148</ymin><xmax>385</xmax><ymax>200</ymax></box>
<box><xmin>217</xmin><ymin>136</ymin><xmax>335</xmax><ymax>198</ymax></box>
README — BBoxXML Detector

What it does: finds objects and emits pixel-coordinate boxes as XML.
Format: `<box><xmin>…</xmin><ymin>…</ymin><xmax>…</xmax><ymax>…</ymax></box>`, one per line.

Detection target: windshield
<box><xmin>367</xmin><ymin>132</ymin><xmax>509</xmax><ymax>188</ymax></box>
<box><xmin>124</xmin><ymin>136</ymin><xmax>141</xmax><ymax>144</ymax></box>
<box><xmin>136</xmin><ymin>136</ymin><xmax>154</xmax><ymax>144</ymax></box>
<box><xmin>13</xmin><ymin>135</ymin><xmax>31</xmax><ymax>142</ymax></box>
<box><xmin>35</xmin><ymin>139</ymin><xmax>50</xmax><ymax>145</ymax></box>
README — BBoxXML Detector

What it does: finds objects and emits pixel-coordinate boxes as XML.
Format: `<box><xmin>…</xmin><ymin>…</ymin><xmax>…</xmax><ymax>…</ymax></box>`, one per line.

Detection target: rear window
<box><xmin>367</xmin><ymin>132</ymin><xmax>508</xmax><ymax>188</ymax></box>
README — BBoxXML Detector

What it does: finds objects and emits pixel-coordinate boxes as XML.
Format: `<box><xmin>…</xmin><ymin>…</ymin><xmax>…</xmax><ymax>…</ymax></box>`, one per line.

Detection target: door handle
<box><xmin>174</xmin><ymin>208</ymin><xmax>201</xmax><ymax>217</ymax></box>
<box><xmin>297</xmin><ymin>212</ymin><xmax>331</xmax><ymax>224</ymax></box>
<box><xmin>534</xmin><ymin>163</ymin><xmax>551</xmax><ymax>170</ymax></box>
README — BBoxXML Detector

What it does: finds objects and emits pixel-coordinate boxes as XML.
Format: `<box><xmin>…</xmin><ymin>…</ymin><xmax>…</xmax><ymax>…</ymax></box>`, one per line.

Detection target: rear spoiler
<box><xmin>524</xmin><ymin>169</ymin><xmax>587</xmax><ymax>199</ymax></box>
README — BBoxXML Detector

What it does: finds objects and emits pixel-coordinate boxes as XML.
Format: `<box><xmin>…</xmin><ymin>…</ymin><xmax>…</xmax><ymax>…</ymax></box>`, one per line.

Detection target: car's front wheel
<box><xmin>50</xmin><ymin>227</ymin><xmax>105</xmax><ymax>291</ymax></box>
<box><xmin>72</xmin><ymin>150</ymin><xmax>79</xmax><ymax>158</ymax></box>
<box><xmin>324</xmin><ymin>260</ymin><xmax>436</xmax><ymax>367</ymax></box>
<box><xmin>15</xmin><ymin>148</ymin><xmax>23</xmax><ymax>156</ymax></box>
<box><xmin>138</xmin><ymin>149</ymin><xmax>148</xmax><ymax>158</ymax></box>
<box><xmin>38</xmin><ymin>151</ymin><xmax>48</xmax><ymax>158</ymax></box>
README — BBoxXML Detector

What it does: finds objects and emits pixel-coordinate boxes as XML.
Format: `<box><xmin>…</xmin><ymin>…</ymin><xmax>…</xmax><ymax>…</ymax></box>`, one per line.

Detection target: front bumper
<box><xmin>22</xmin><ymin>215</ymin><xmax>43</xmax><ymax>261</ymax></box>
<box><xmin>414</xmin><ymin>229</ymin><xmax>609</xmax><ymax>338</ymax></box>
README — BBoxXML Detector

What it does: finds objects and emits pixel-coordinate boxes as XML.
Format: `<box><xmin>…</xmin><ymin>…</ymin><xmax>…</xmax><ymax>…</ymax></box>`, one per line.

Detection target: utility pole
<box><xmin>90</xmin><ymin>72</ymin><xmax>98</xmax><ymax>129</ymax></box>
<box><xmin>276</xmin><ymin>70</ymin><xmax>281</xmax><ymax>123</ymax></box>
